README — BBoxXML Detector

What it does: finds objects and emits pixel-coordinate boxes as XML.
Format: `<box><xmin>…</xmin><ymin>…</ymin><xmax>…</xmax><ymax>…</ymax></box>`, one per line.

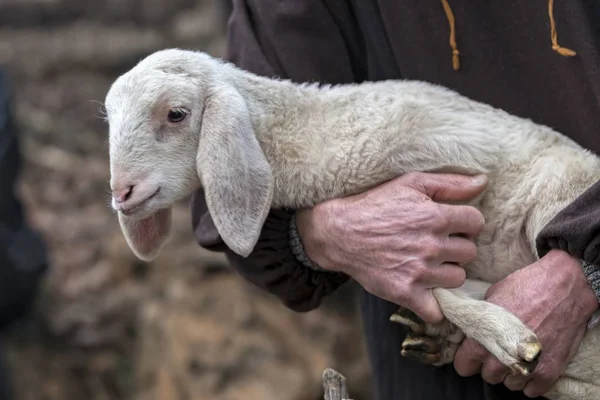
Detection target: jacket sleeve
<box><xmin>191</xmin><ymin>0</ymin><xmax>366</xmax><ymax>312</ymax></box>
<box><xmin>536</xmin><ymin>180</ymin><xmax>600</xmax><ymax>298</ymax></box>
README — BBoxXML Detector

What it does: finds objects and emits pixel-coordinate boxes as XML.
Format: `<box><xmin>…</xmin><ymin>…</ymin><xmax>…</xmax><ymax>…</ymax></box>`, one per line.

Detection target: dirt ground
<box><xmin>0</xmin><ymin>1</ymin><xmax>372</xmax><ymax>399</ymax></box>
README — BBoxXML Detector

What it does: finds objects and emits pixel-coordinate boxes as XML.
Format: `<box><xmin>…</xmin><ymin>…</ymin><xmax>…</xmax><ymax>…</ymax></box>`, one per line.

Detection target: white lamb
<box><xmin>104</xmin><ymin>48</ymin><xmax>600</xmax><ymax>400</ymax></box>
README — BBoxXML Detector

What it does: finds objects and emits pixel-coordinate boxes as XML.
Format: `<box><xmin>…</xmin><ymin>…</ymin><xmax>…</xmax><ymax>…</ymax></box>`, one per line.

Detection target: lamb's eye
<box><xmin>168</xmin><ymin>108</ymin><xmax>187</xmax><ymax>123</ymax></box>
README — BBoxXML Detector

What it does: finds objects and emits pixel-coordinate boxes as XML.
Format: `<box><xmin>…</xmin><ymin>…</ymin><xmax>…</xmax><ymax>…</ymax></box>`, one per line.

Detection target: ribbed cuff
<box><xmin>288</xmin><ymin>212</ymin><xmax>329</xmax><ymax>272</ymax></box>
<box><xmin>582</xmin><ymin>261</ymin><xmax>600</xmax><ymax>299</ymax></box>
<box><xmin>581</xmin><ymin>261</ymin><xmax>600</xmax><ymax>329</ymax></box>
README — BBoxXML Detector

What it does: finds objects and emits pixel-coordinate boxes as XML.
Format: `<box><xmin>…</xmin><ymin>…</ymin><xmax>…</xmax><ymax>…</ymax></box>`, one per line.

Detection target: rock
<box><xmin>133</xmin><ymin>276</ymin><xmax>369</xmax><ymax>400</ymax></box>
<box><xmin>135</xmin><ymin>281</ymin><xmax>308</xmax><ymax>400</ymax></box>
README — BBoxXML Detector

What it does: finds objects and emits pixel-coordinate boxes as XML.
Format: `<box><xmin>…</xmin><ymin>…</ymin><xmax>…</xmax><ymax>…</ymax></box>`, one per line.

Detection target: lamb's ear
<box><xmin>118</xmin><ymin>208</ymin><xmax>172</xmax><ymax>261</ymax></box>
<box><xmin>197</xmin><ymin>85</ymin><xmax>274</xmax><ymax>257</ymax></box>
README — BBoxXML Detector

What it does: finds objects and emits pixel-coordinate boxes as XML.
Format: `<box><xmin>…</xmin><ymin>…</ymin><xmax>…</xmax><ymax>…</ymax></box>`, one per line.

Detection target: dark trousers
<box><xmin>0</xmin><ymin>347</ymin><xmax>11</xmax><ymax>400</ymax></box>
<box><xmin>0</xmin><ymin>68</ymin><xmax>48</xmax><ymax>399</ymax></box>
<box><xmin>360</xmin><ymin>290</ymin><xmax>536</xmax><ymax>400</ymax></box>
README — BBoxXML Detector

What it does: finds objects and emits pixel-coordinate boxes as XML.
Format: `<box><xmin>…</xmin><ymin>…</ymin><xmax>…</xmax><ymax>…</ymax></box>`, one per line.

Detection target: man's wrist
<box><xmin>555</xmin><ymin>250</ymin><xmax>599</xmax><ymax>312</ymax></box>
<box><xmin>289</xmin><ymin>211</ymin><xmax>328</xmax><ymax>272</ymax></box>
<box><xmin>291</xmin><ymin>201</ymin><xmax>347</xmax><ymax>273</ymax></box>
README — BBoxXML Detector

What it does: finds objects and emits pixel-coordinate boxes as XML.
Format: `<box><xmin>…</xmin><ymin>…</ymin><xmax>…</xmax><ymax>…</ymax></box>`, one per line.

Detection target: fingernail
<box><xmin>471</xmin><ymin>175</ymin><xmax>487</xmax><ymax>185</ymax></box>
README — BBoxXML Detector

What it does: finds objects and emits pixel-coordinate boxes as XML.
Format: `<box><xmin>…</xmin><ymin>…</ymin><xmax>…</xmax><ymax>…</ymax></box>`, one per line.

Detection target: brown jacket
<box><xmin>192</xmin><ymin>0</ymin><xmax>600</xmax><ymax>312</ymax></box>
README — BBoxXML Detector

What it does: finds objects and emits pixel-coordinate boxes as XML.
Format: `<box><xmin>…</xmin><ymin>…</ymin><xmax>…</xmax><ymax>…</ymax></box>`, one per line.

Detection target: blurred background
<box><xmin>0</xmin><ymin>0</ymin><xmax>372</xmax><ymax>399</ymax></box>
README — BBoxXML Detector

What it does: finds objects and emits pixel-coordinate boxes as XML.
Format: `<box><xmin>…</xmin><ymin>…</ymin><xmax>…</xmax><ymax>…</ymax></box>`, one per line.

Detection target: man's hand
<box><xmin>453</xmin><ymin>250</ymin><xmax>599</xmax><ymax>398</ymax></box>
<box><xmin>295</xmin><ymin>171</ymin><xmax>487</xmax><ymax>323</ymax></box>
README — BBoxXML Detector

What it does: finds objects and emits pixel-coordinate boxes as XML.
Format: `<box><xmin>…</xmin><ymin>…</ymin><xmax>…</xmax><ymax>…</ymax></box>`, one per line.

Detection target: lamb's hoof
<box><xmin>401</xmin><ymin>335</ymin><xmax>443</xmax><ymax>365</ymax></box>
<box><xmin>390</xmin><ymin>307</ymin><xmax>426</xmax><ymax>334</ymax></box>
<box><xmin>400</xmin><ymin>332</ymin><xmax>458</xmax><ymax>367</ymax></box>
<box><xmin>512</xmin><ymin>359</ymin><xmax>538</xmax><ymax>377</ymax></box>
<box><xmin>518</xmin><ymin>337</ymin><xmax>543</xmax><ymax>363</ymax></box>
<box><xmin>402</xmin><ymin>334</ymin><xmax>443</xmax><ymax>354</ymax></box>
<box><xmin>508</xmin><ymin>337</ymin><xmax>542</xmax><ymax>377</ymax></box>
<box><xmin>401</xmin><ymin>348</ymin><xmax>442</xmax><ymax>364</ymax></box>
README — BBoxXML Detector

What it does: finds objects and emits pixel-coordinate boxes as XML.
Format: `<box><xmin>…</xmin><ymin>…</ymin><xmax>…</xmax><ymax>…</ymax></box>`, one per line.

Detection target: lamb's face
<box><xmin>105</xmin><ymin>70</ymin><xmax>203</xmax><ymax>220</ymax></box>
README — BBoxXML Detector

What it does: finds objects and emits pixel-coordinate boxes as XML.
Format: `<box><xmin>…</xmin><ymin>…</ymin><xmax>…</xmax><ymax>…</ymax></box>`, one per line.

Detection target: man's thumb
<box><xmin>418</xmin><ymin>173</ymin><xmax>488</xmax><ymax>202</ymax></box>
<box><xmin>413</xmin><ymin>293</ymin><xmax>445</xmax><ymax>324</ymax></box>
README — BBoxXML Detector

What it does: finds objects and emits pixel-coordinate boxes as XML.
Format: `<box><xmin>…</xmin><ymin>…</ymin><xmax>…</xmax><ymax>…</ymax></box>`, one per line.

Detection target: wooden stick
<box><xmin>323</xmin><ymin>368</ymin><xmax>351</xmax><ymax>400</ymax></box>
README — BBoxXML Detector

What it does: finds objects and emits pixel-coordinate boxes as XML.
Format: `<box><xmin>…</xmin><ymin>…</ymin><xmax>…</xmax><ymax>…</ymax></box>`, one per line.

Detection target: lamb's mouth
<box><xmin>120</xmin><ymin>188</ymin><xmax>160</xmax><ymax>217</ymax></box>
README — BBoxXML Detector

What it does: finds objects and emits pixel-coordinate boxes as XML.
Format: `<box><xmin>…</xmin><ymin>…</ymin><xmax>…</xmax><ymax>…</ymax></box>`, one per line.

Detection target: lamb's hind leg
<box><xmin>391</xmin><ymin>306</ymin><xmax>465</xmax><ymax>366</ymax></box>
<box><xmin>392</xmin><ymin>279</ymin><xmax>543</xmax><ymax>377</ymax></box>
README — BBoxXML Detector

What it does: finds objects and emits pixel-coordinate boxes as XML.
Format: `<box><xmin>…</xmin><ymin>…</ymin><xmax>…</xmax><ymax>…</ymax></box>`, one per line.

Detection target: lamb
<box><xmin>104</xmin><ymin>48</ymin><xmax>600</xmax><ymax>400</ymax></box>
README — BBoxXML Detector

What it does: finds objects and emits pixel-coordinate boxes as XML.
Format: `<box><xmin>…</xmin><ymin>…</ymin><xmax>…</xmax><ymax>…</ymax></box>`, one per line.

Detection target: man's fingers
<box><xmin>524</xmin><ymin>380</ymin><xmax>553</xmax><ymax>398</ymax></box>
<box><xmin>454</xmin><ymin>338</ymin><xmax>488</xmax><ymax>377</ymax></box>
<box><xmin>408</xmin><ymin>291</ymin><xmax>444</xmax><ymax>324</ymax></box>
<box><xmin>504</xmin><ymin>373</ymin><xmax>530</xmax><ymax>392</ymax></box>
<box><xmin>362</xmin><ymin>273</ymin><xmax>444</xmax><ymax>324</ymax></box>
<box><xmin>424</xmin><ymin>263</ymin><xmax>466</xmax><ymax>289</ymax></box>
<box><xmin>481</xmin><ymin>358</ymin><xmax>511</xmax><ymax>385</ymax></box>
<box><xmin>410</xmin><ymin>172</ymin><xmax>488</xmax><ymax>202</ymax></box>
<box><xmin>439</xmin><ymin>236</ymin><xmax>478</xmax><ymax>264</ymax></box>
<box><xmin>523</xmin><ymin>364</ymin><xmax>560</xmax><ymax>398</ymax></box>
<box><xmin>439</xmin><ymin>203</ymin><xmax>486</xmax><ymax>237</ymax></box>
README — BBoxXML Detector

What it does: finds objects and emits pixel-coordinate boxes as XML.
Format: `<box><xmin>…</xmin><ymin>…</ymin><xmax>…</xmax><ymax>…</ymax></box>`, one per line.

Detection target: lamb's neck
<box><xmin>226</xmin><ymin>72</ymin><xmax>355</xmax><ymax>207</ymax></box>
<box><xmin>226</xmin><ymin>68</ymin><xmax>499</xmax><ymax>208</ymax></box>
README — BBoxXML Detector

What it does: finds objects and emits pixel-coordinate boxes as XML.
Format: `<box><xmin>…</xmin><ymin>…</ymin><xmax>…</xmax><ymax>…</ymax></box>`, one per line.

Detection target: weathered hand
<box><xmin>295</xmin><ymin>171</ymin><xmax>487</xmax><ymax>323</ymax></box>
<box><xmin>453</xmin><ymin>249</ymin><xmax>599</xmax><ymax>398</ymax></box>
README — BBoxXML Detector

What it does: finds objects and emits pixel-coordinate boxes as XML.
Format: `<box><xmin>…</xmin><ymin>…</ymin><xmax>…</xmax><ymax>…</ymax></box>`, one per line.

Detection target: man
<box><xmin>0</xmin><ymin>67</ymin><xmax>49</xmax><ymax>398</ymax></box>
<box><xmin>192</xmin><ymin>1</ymin><xmax>600</xmax><ymax>399</ymax></box>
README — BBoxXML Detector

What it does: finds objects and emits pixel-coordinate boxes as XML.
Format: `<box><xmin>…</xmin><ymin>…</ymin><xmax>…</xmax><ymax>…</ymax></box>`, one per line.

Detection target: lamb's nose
<box><xmin>112</xmin><ymin>186</ymin><xmax>133</xmax><ymax>203</ymax></box>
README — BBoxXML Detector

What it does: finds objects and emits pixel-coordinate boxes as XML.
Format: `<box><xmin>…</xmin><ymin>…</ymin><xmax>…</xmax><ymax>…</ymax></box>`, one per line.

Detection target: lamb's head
<box><xmin>106</xmin><ymin>66</ymin><xmax>203</xmax><ymax>219</ymax></box>
<box><xmin>105</xmin><ymin>49</ymin><xmax>274</xmax><ymax>262</ymax></box>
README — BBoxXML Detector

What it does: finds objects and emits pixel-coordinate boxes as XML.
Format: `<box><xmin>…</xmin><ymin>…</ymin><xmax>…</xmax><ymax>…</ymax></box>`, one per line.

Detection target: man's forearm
<box><xmin>288</xmin><ymin>212</ymin><xmax>328</xmax><ymax>272</ymax></box>
<box><xmin>192</xmin><ymin>190</ymin><xmax>350</xmax><ymax>312</ymax></box>
<box><xmin>536</xmin><ymin>180</ymin><xmax>600</xmax><ymax>305</ymax></box>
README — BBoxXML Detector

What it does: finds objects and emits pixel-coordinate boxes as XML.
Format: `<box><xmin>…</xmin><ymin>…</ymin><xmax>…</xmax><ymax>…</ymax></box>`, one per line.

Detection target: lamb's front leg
<box><xmin>391</xmin><ymin>280</ymin><xmax>543</xmax><ymax>376</ymax></box>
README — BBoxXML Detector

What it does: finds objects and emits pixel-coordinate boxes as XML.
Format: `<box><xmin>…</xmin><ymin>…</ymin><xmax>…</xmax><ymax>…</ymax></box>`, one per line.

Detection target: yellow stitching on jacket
<box><xmin>440</xmin><ymin>0</ymin><xmax>577</xmax><ymax>71</ymax></box>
